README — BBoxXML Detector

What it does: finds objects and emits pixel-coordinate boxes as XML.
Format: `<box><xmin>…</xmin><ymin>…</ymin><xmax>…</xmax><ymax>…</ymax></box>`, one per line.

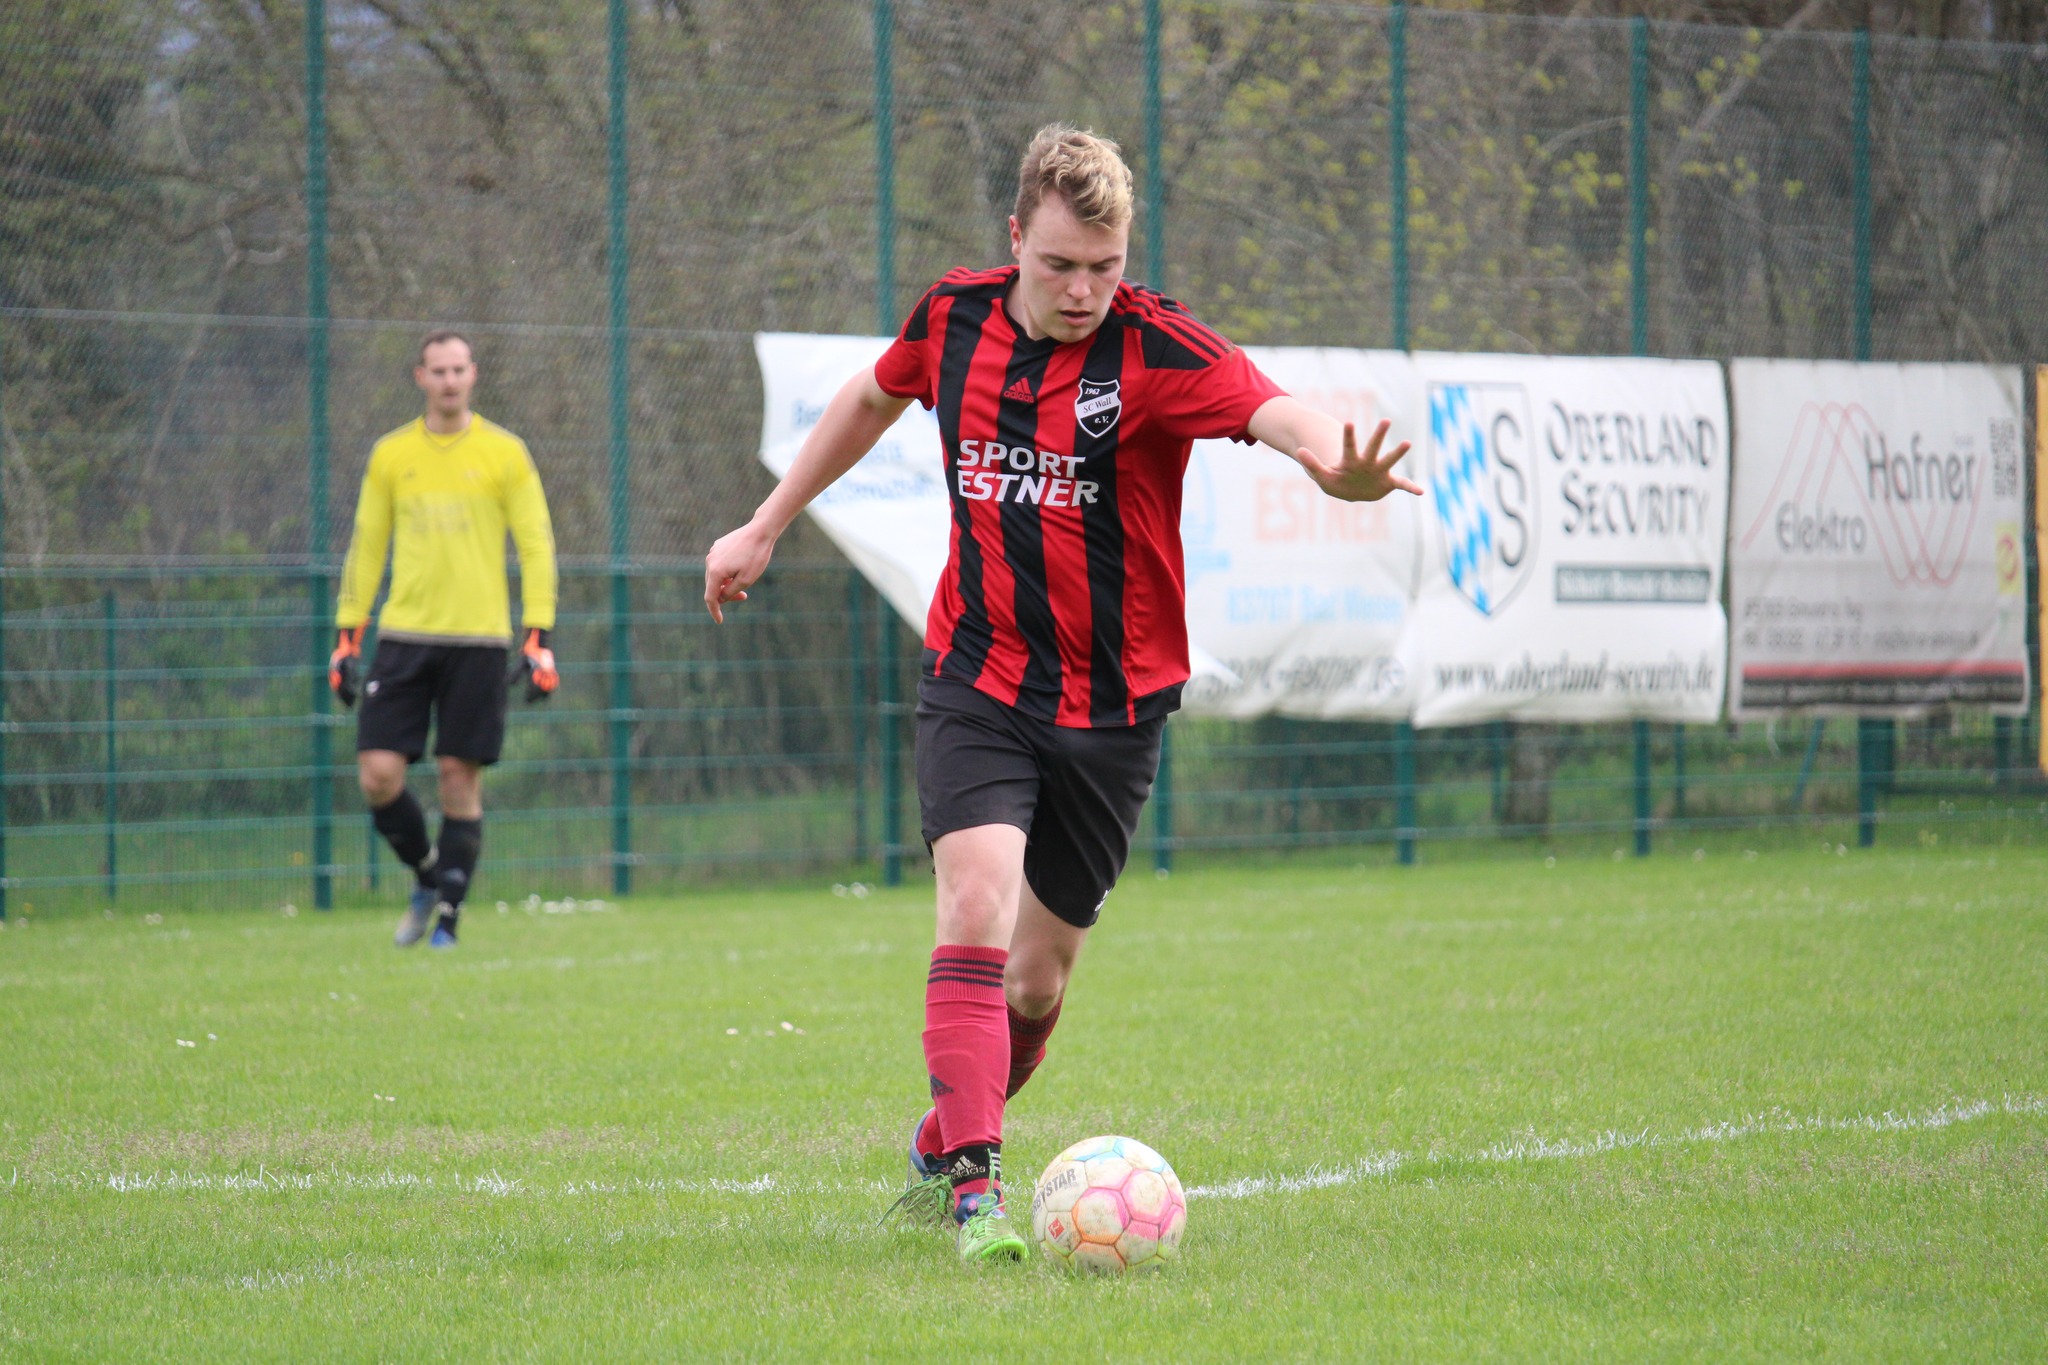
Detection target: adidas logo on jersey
<box><xmin>1001</xmin><ymin>377</ymin><xmax>1036</xmax><ymax>403</ymax></box>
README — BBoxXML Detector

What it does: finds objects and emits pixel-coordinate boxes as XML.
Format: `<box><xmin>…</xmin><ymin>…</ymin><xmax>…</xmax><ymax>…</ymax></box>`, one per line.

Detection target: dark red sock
<box><xmin>1005</xmin><ymin>996</ymin><xmax>1063</xmax><ymax>1100</ymax></box>
<box><xmin>923</xmin><ymin>945</ymin><xmax>1009</xmax><ymax>1203</ymax></box>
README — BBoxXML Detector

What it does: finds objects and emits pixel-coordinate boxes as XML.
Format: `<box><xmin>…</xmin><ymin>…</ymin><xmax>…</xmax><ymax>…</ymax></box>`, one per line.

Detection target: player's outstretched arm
<box><xmin>1247</xmin><ymin>397</ymin><xmax>1422</xmax><ymax>504</ymax></box>
<box><xmin>703</xmin><ymin>368</ymin><xmax>913</xmax><ymax>623</ymax></box>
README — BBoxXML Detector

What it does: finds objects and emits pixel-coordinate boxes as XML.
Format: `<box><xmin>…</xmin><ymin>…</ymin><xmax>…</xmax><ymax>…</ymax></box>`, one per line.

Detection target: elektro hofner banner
<box><xmin>1407</xmin><ymin>352</ymin><xmax>1731</xmax><ymax>728</ymax></box>
<box><xmin>1727</xmin><ymin>360</ymin><xmax>2028</xmax><ymax>716</ymax></box>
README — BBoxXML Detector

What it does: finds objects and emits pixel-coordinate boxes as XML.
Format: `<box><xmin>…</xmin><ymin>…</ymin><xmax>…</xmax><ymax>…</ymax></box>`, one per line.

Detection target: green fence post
<box><xmin>305</xmin><ymin>0</ymin><xmax>334</xmax><ymax>911</ymax></box>
<box><xmin>103</xmin><ymin>592</ymin><xmax>117</xmax><ymax>900</ymax></box>
<box><xmin>1629</xmin><ymin>15</ymin><xmax>1649</xmax><ymax>355</ymax></box>
<box><xmin>1627</xmin><ymin>18</ymin><xmax>1655</xmax><ymax>860</ymax></box>
<box><xmin>848</xmin><ymin>573</ymin><xmax>869</xmax><ymax>863</ymax></box>
<box><xmin>1850</xmin><ymin>31</ymin><xmax>1881</xmax><ymax>848</ymax></box>
<box><xmin>1789</xmin><ymin>716</ymin><xmax>1826</xmax><ymax>812</ymax></box>
<box><xmin>1152</xmin><ymin>725</ymin><xmax>1173</xmax><ymax>874</ymax></box>
<box><xmin>1389</xmin><ymin>3</ymin><xmax>1419</xmax><ymax>866</ymax></box>
<box><xmin>1490</xmin><ymin>720</ymin><xmax>1508</xmax><ymax>821</ymax></box>
<box><xmin>1672</xmin><ymin>723</ymin><xmax>1687</xmax><ymax>824</ymax></box>
<box><xmin>309</xmin><ymin>574</ymin><xmax>333</xmax><ymax>908</ymax></box>
<box><xmin>0</xmin><ymin>584</ymin><xmax>5</xmax><ymax>920</ymax></box>
<box><xmin>880</xmin><ymin>607</ymin><xmax>903</xmax><ymax>887</ymax></box>
<box><xmin>874</xmin><ymin>0</ymin><xmax>895</xmax><ymax>334</ymax></box>
<box><xmin>0</xmin><ymin>326</ymin><xmax>8</xmax><ymax>921</ymax></box>
<box><xmin>1395</xmin><ymin>724</ymin><xmax>1417</xmax><ymax>865</ymax></box>
<box><xmin>2027</xmin><ymin>446</ymin><xmax>2042</xmax><ymax>782</ymax></box>
<box><xmin>1144</xmin><ymin>0</ymin><xmax>1165</xmax><ymax>289</ymax></box>
<box><xmin>1857</xmin><ymin>717</ymin><xmax>1881</xmax><ymax>846</ymax></box>
<box><xmin>364</xmin><ymin>621</ymin><xmax>378</xmax><ymax>893</ymax></box>
<box><xmin>1389</xmin><ymin>0</ymin><xmax>1409</xmax><ymax>350</ymax></box>
<box><xmin>1144</xmin><ymin>0</ymin><xmax>1175</xmax><ymax>874</ymax></box>
<box><xmin>610</xmin><ymin>573</ymin><xmax>632</xmax><ymax>895</ymax></box>
<box><xmin>607</xmin><ymin>0</ymin><xmax>634</xmax><ymax>897</ymax></box>
<box><xmin>1852</xmin><ymin>29</ymin><xmax>1872</xmax><ymax>362</ymax></box>
<box><xmin>1632</xmin><ymin>719</ymin><xmax>1652</xmax><ymax>856</ymax></box>
<box><xmin>1993</xmin><ymin>714</ymin><xmax>2012</xmax><ymax>785</ymax></box>
<box><xmin>868</xmin><ymin>0</ymin><xmax>899</xmax><ymax>885</ymax></box>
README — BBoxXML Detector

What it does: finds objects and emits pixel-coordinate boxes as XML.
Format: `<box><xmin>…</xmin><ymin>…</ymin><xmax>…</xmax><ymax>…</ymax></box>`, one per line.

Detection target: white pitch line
<box><xmin>1185</xmin><ymin>1094</ymin><xmax>2048</xmax><ymax>1199</ymax></box>
<box><xmin>9</xmin><ymin>1096</ymin><xmax>2043</xmax><ymax>1204</ymax></box>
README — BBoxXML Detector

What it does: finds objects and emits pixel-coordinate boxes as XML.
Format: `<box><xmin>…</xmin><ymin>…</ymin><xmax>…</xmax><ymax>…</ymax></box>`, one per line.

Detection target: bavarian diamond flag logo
<box><xmin>1428</xmin><ymin>381</ymin><xmax>1537</xmax><ymax>617</ymax></box>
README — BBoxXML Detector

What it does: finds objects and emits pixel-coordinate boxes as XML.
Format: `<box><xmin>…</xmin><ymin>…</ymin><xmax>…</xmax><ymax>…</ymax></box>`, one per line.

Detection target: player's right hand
<box><xmin>703</xmin><ymin>522</ymin><xmax>777</xmax><ymax>624</ymax></box>
<box><xmin>329</xmin><ymin>627</ymin><xmax>364</xmax><ymax>709</ymax></box>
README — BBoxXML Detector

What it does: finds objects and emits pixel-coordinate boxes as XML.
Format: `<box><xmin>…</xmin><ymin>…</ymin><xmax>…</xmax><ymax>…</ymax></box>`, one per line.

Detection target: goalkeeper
<box><xmin>330</xmin><ymin>330</ymin><xmax>560</xmax><ymax>949</ymax></box>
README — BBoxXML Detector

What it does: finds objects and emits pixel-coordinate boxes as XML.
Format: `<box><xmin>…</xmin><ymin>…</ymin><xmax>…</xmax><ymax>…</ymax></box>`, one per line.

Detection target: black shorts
<box><xmin>916</xmin><ymin>673</ymin><xmax>1164</xmax><ymax>929</ymax></box>
<box><xmin>357</xmin><ymin>640</ymin><xmax>510</xmax><ymax>766</ymax></box>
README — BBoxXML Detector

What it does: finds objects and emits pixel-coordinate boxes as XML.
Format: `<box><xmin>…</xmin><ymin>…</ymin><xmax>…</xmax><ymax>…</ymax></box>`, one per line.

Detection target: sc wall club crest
<box><xmin>1428</xmin><ymin>382</ymin><xmax>1538</xmax><ymax>616</ymax></box>
<box><xmin>1076</xmin><ymin>379</ymin><xmax>1122</xmax><ymax>439</ymax></box>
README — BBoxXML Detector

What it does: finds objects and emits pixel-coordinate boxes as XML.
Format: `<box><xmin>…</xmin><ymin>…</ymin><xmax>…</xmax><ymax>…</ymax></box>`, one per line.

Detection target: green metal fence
<box><xmin>1</xmin><ymin>1</ymin><xmax>2044</xmax><ymax>916</ymax></box>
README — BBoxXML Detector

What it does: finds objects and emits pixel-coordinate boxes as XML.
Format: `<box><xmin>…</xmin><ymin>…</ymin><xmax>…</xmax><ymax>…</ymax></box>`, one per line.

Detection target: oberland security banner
<box><xmin>1727</xmin><ymin>360</ymin><xmax>2028</xmax><ymax>717</ymax></box>
<box><xmin>1409</xmin><ymin>353</ymin><xmax>1730</xmax><ymax>728</ymax></box>
<box><xmin>1179</xmin><ymin>348</ymin><xmax>1423</xmax><ymax>718</ymax></box>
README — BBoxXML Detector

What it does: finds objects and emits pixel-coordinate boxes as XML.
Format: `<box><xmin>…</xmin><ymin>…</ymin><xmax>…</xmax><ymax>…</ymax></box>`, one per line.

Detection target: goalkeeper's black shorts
<box><xmin>357</xmin><ymin>639</ymin><xmax>510</xmax><ymax>765</ymax></box>
<box><xmin>915</xmin><ymin>673</ymin><xmax>1164</xmax><ymax>929</ymax></box>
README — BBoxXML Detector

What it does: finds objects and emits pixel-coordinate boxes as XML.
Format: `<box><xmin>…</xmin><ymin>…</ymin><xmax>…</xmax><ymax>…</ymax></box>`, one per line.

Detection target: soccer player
<box><xmin>703</xmin><ymin>125</ymin><xmax>1419</xmax><ymax>1262</ymax></box>
<box><xmin>330</xmin><ymin>331</ymin><xmax>560</xmax><ymax>949</ymax></box>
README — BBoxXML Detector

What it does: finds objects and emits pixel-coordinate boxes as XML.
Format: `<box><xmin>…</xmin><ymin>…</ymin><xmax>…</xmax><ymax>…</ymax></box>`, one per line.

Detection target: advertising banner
<box><xmin>1178</xmin><ymin>349</ymin><xmax>1423</xmax><ymax>718</ymax></box>
<box><xmin>755</xmin><ymin>333</ymin><xmax>943</xmax><ymax>633</ymax></box>
<box><xmin>756</xmin><ymin>334</ymin><xmax>1425</xmax><ymax>714</ymax></box>
<box><xmin>1727</xmin><ymin>360</ymin><xmax>2028</xmax><ymax>716</ymax></box>
<box><xmin>1407</xmin><ymin>352</ymin><xmax>1731</xmax><ymax>727</ymax></box>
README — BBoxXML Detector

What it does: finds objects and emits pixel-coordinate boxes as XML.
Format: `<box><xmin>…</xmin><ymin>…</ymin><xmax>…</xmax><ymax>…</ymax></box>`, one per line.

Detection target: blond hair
<box><xmin>1013</xmin><ymin>124</ymin><xmax>1134</xmax><ymax>234</ymax></box>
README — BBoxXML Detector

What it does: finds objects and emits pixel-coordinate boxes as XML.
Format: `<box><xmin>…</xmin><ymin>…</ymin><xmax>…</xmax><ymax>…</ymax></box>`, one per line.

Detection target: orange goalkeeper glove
<box><xmin>510</xmin><ymin>627</ymin><xmax>559</xmax><ymax>703</ymax></box>
<box><xmin>329</xmin><ymin>627</ymin><xmax>364</xmax><ymax>709</ymax></box>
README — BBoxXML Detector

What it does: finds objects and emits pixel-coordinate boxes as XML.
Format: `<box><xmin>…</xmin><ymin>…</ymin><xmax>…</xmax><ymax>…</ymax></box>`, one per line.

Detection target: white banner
<box><xmin>754</xmin><ymin>333</ymin><xmax>1424</xmax><ymax>709</ymax></box>
<box><xmin>756</xmin><ymin>333</ymin><xmax>944</xmax><ymax>633</ymax></box>
<box><xmin>1179</xmin><ymin>349</ymin><xmax>1423</xmax><ymax>718</ymax></box>
<box><xmin>1727</xmin><ymin>360</ymin><xmax>2029</xmax><ymax>716</ymax></box>
<box><xmin>1408</xmin><ymin>353</ymin><xmax>1731</xmax><ymax>727</ymax></box>
<box><xmin>757</xmin><ymin>336</ymin><xmax>1735</xmax><ymax>727</ymax></box>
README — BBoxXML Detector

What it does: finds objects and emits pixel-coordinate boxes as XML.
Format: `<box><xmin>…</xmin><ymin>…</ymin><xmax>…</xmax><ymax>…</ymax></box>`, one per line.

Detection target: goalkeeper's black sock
<box><xmin>435</xmin><ymin>816</ymin><xmax>483</xmax><ymax>911</ymax></box>
<box><xmin>370</xmin><ymin>790</ymin><xmax>437</xmax><ymax>888</ymax></box>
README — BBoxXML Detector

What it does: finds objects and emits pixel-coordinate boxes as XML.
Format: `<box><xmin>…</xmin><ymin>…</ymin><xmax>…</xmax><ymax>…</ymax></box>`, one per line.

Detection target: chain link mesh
<box><xmin>1</xmin><ymin>2</ymin><xmax>2042</xmax><ymax>911</ymax></box>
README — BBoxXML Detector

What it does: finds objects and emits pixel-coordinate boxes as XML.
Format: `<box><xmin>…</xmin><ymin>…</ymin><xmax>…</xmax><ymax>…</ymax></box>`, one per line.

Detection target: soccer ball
<box><xmin>1031</xmin><ymin>1135</ymin><xmax>1186</xmax><ymax>1275</ymax></box>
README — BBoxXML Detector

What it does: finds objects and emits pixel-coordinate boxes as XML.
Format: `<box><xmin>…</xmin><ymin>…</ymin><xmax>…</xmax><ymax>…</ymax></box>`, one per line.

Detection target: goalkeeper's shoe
<box><xmin>394</xmin><ymin>885</ymin><xmax>437</xmax><ymax>948</ymax></box>
<box><xmin>429</xmin><ymin>908</ymin><xmax>459</xmax><ymax>950</ymax></box>
<box><xmin>954</xmin><ymin>1190</ymin><xmax>1027</xmax><ymax>1264</ymax></box>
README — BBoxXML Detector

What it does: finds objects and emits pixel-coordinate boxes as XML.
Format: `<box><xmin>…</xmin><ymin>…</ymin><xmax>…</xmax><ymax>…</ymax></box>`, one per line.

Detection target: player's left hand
<box><xmin>1288</xmin><ymin>419</ymin><xmax>1422</xmax><ymax>503</ymax></box>
<box><xmin>509</xmin><ymin>628</ymin><xmax>559</xmax><ymax>703</ymax></box>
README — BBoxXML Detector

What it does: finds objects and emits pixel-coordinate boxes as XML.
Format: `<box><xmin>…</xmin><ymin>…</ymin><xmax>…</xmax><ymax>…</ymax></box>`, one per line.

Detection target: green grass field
<box><xmin>4</xmin><ymin>846</ymin><xmax>2045</xmax><ymax>1361</ymax></box>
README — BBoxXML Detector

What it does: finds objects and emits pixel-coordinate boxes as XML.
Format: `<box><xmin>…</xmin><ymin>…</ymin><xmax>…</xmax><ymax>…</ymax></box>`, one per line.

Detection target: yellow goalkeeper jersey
<box><xmin>336</xmin><ymin>414</ymin><xmax>557</xmax><ymax>644</ymax></box>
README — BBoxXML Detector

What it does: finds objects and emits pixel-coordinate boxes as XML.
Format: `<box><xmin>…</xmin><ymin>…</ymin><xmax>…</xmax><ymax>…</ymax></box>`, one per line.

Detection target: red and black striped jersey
<box><xmin>874</xmin><ymin>266</ymin><xmax>1285</xmax><ymax>727</ymax></box>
